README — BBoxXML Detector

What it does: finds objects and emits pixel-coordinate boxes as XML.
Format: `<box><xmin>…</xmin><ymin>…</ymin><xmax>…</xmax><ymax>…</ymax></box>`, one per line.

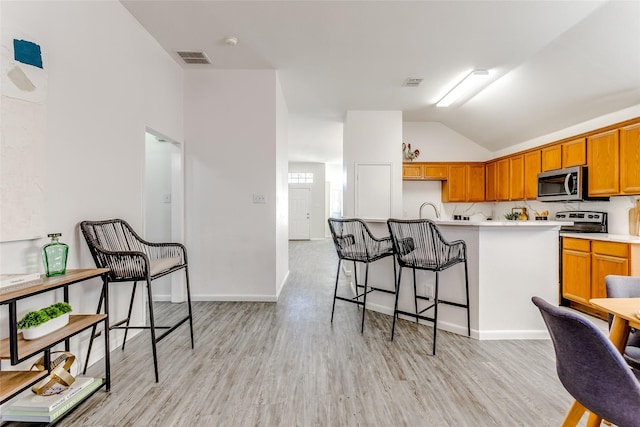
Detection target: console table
<box><xmin>0</xmin><ymin>269</ymin><xmax>110</xmax><ymax>415</ymax></box>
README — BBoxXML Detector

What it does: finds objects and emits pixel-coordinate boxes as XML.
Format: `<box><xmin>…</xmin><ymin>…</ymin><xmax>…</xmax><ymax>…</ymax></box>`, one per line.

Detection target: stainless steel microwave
<box><xmin>537</xmin><ymin>166</ymin><xmax>606</xmax><ymax>202</ymax></box>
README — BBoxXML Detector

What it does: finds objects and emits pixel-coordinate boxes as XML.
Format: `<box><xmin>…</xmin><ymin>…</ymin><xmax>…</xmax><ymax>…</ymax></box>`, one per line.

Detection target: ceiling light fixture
<box><xmin>436</xmin><ymin>69</ymin><xmax>489</xmax><ymax>107</ymax></box>
<box><xmin>224</xmin><ymin>36</ymin><xmax>238</xmax><ymax>46</ymax></box>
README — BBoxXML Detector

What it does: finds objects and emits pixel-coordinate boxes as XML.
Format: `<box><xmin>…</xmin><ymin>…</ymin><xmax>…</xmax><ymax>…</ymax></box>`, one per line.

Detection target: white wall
<box><xmin>184</xmin><ymin>69</ymin><xmax>285</xmax><ymax>301</ymax></box>
<box><xmin>403</xmin><ymin>122</ymin><xmax>492</xmax><ymax>162</ymax></box>
<box><xmin>343</xmin><ymin>111</ymin><xmax>403</xmax><ymax>218</ymax></box>
<box><xmin>288</xmin><ymin>162</ymin><xmax>326</xmax><ymax>239</ymax></box>
<box><xmin>0</xmin><ymin>0</ymin><xmax>184</xmax><ymax>366</ymax></box>
<box><xmin>275</xmin><ymin>76</ymin><xmax>289</xmax><ymax>297</ymax></box>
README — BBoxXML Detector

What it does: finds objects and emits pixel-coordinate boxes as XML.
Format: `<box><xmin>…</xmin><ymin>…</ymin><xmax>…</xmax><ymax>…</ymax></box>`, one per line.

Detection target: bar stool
<box><xmin>386</xmin><ymin>219</ymin><xmax>470</xmax><ymax>354</ymax></box>
<box><xmin>327</xmin><ymin>218</ymin><xmax>396</xmax><ymax>333</ymax></box>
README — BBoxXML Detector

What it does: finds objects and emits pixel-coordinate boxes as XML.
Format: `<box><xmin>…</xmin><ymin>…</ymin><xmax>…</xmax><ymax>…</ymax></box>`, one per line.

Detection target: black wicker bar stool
<box><xmin>386</xmin><ymin>219</ymin><xmax>470</xmax><ymax>354</ymax></box>
<box><xmin>327</xmin><ymin>218</ymin><xmax>396</xmax><ymax>333</ymax></box>
<box><xmin>80</xmin><ymin>219</ymin><xmax>194</xmax><ymax>382</ymax></box>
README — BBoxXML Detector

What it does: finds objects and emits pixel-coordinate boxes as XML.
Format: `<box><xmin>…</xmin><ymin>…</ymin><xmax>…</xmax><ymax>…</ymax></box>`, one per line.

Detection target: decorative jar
<box><xmin>42</xmin><ymin>233</ymin><xmax>68</xmax><ymax>277</ymax></box>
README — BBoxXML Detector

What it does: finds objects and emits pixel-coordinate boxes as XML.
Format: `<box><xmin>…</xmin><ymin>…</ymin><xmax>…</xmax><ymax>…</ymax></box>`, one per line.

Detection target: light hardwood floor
<box><xmin>62</xmin><ymin>239</ymin><xmax>590</xmax><ymax>426</ymax></box>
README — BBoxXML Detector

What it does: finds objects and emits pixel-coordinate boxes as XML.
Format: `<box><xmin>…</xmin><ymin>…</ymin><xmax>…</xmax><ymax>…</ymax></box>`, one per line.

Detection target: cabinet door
<box><xmin>466</xmin><ymin>164</ymin><xmax>485</xmax><ymax>201</ymax></box>
<box><xmin>496</xmin><ymin>159</ymin><xmax>510</xmax><ymax>201</ymax></box>
<box><xmin>591</xmin><ymin>253</ymin><xmax>629</xmax><ymax>299</ymax></box>
<box><xmin>402</xmin><ymin>163</ymin><xmax>423</xmax><ymax>180</ymax></box>
<box><xmin>509</xmin><ymin>155</ymin><xmax>524</xmax><ymax>200</ymax></box>
<box><xmin>587</xmin><ymin>129</ymin><xmax>619</xmax><ymax>196</ymax></box>
<box><xmin>443</xmin><ymin>164</ymin><xmax>467</xmax><ymax>202</ymax></box>
<box><xmin>423</xmin><ymin>164</ymin><xmax>448</xmax><ymax>180</ymax></box>
<box><xmin>524</xmin><ymin>151</ymin><xmax>540</xmax><ymax>200</ymax></box>
<box><xmin>485</xmin><ymin>162</ymin><xmax>496</xmax><ymax>201</ymax></box>
<box><xmin>562</xmin><ymin>138</ymin><xmax>587</xmax><ymax>168</ymax></box>
<box><xmin>563</xmin><ymin>249</ymin><xmax>592</xmax><ymax>305</ymax></box>
<box><xmin>620</xmin><ymin>123</ymin><xmax>640</xmax><ymax>194</ymax></box>
<box><xmin>541</xmin><ymin>145</ymin><xmax>562</xmax><ymax>171</ymax></box>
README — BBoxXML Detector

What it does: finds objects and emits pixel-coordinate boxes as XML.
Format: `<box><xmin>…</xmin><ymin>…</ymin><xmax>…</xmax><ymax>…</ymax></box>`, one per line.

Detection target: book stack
<box><xmin>2</xmin><ymin>376</ymin><xmax>102</xmax><ymax>423</ymax></box>
<box><xmin>0</xmin><ymin>273</ymin><xmax>43</xmax><ymax>295</ymax></box>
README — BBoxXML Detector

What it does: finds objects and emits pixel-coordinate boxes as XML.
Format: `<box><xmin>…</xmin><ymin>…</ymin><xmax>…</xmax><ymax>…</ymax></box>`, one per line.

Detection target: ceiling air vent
<box><xmin>176</xmin><ymin>51</ymin><xmax>212</xmax><ymax>65</ymax></box>
<box><xmin>403</xmin><ymin>78</ymin><xmax>423</xmax><ymax>87</ymax></box>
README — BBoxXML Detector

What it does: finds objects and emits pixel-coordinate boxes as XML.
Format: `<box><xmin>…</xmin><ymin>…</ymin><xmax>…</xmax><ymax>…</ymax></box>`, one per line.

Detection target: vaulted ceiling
<box><xmin>122</xmin><ymin>0</ymin><xmax>640</xmax><ymax>164</ymax></box>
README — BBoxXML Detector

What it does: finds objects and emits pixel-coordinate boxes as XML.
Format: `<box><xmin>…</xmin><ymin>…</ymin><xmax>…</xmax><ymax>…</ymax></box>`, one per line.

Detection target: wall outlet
<box><xmin>163</xmin><ymin>193</ymin><xmax>171</xmax><ymax>203</ymax></box>
<box><xmin>252</xmin><ymin>193</ymin><xmax>266</xmax><ymax>204</ymax></box>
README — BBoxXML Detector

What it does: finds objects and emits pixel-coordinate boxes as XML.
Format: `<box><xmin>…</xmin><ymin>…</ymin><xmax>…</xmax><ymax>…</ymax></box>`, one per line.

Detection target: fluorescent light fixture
<box><xmin>436</xmin><ymin>69</ymin><xmax>489</xmax><ymax>107</ymax></box>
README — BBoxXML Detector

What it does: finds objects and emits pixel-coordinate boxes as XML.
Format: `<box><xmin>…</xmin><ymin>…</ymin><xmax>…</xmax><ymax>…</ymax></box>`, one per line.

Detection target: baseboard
<box><xmin>193</xmin><ymin>295</ymin><xmax>278</xmax><ymax>302</ymax></box>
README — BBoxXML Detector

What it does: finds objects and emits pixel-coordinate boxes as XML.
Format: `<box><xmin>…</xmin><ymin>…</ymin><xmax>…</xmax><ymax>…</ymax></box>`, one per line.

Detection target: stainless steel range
<box><xmin>555</xmin><ymin>210</ymin><xmax>608</xmax><ymax>233</ymax></box>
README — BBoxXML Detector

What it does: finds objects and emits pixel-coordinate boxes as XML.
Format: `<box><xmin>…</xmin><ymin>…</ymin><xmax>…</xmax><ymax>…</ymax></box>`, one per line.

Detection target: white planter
<box><xmin>22</xmin><ymin>313</ymin><xmax>69</xmax><ymax>340</ymax></box>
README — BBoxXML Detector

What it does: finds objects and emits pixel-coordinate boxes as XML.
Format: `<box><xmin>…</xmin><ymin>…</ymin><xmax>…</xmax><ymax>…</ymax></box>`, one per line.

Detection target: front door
<box><xmin>289</xmin><ymin>187</ymin><xmax>310</xmax><ymax>240</ymax></box>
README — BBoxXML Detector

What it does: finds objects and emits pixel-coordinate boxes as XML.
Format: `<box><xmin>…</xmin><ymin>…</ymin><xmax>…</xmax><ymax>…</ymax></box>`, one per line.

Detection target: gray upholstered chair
<box><xmin>327</xmin><ymin>218</ymin><xmax>396</xmax><ymax>333</ymax></box>
<box><xmin>532</xmin><ymin>296</ymin><xmax>640</xmax><ymax>427</ymax></box>
<box><xmin>605</xmin><ymin>274</ymin><xmax>640</xmax><ymax>373</ymax></box>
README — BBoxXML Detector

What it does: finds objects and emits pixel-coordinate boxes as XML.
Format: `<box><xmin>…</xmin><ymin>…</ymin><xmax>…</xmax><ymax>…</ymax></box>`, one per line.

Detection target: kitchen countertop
<box><xmin>561</xmin><ymin>232</ymin><xmax>640</xmax><ymax>244</ymax></box>
<box><xmin>435</xmin><ymin>220</ymin><xmax>566</xmax><ymax>227</ymax></box>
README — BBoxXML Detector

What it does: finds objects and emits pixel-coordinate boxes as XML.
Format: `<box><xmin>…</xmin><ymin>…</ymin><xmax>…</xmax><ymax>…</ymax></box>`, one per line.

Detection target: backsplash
<box><xmin>402</xmin><ymin>180</ymin><xmax>639</xmax><ymax>235</ymax></box>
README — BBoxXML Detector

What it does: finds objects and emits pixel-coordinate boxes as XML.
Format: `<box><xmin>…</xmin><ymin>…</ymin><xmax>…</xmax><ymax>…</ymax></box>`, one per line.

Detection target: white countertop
<box><xmin>561</xmin><ymin>232</ymin><xmax>640</xmax><ymax>244</ymax></box>
<box><xmin>436</xmin><ymin>220</ymin><xmax>565</xmax><ymax>227</ymax></box>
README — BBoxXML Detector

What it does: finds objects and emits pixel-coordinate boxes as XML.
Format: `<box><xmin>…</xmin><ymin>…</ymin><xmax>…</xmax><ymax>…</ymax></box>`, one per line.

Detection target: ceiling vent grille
<box><xmin>176</xmin><ymin>51</ymin><xmax>212</xmax><ymax>65</ymax></box>
<box><xmin>403</xmin><ymin>78</ymin><xmax>423</xmax><ymax>87</ymax></box>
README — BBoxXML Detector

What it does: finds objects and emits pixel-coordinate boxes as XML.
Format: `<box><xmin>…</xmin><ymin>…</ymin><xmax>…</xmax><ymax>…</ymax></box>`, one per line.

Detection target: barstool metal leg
<box><xmin>361</xmin><ymin>263</ymin><xmax>369</xmax><ymax>333</ymax></box>
<box><xmin>331</xmin><ymin>259</ymin><xmax>342</xmax><ymax>324</ymax></box>
<box><xmin>391</xmin><ymin>267</ymin><xmax>403</xmax><ymax>341</ymax></box>
<box><xmin>464</xmin><ymin>259</ymin><xmax>470</xmax><ymax>337</ymax></box>
<box><xmin>145</xmin><ymin>279</ymin><xmax>160</xmax><ymax>383</ymax></box>
<box><xmin>413</xmin><ymin>267</ymin><xmax>419</xmax><ymax>323</ymax></box>
<box><xmin>121</xmin><ymin>281</ymin><xmax>138</xmax><ymax>351</ymax></box>
<box><xmin>184</xmin><ymin>267</ymin><xmax>195</xmax><ymax>349</ymax></box>
<box><xmin>433</xmin><ymin>271</ymin><xmax>440</xmax><ymax>355</ymax></box>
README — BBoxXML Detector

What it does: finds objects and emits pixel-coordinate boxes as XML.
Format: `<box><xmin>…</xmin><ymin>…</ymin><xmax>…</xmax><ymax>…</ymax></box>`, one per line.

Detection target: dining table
<box><xmin>561</xmin><ymin>297</ymin><xmax>640</xmax><ymax>427</ymax></box>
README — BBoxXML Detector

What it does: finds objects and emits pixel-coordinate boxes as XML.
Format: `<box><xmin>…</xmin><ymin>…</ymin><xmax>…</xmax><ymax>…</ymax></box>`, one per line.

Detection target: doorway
<box><xmin>289</xmin><ymin>187</ymin><xmax>311</xmax><ymax>240</ymax></box>
<box><xmin>144</xmin><ymin>128</ymin><xmax>185</xmax><ymax>302</ymax></box>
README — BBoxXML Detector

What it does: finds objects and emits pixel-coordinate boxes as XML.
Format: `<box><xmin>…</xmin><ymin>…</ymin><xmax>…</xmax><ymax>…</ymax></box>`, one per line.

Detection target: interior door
<box><xmin>289</xmin><ymin>188</ymin><xmax>310</xmax><ymax>240</ymax></box>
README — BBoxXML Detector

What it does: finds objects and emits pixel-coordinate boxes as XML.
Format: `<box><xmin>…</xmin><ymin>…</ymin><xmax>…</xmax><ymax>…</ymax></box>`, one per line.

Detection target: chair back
<box><xmin>532</xmin><ymin>296</ymin><xmax>640</xmax><ymax>426</ymax></box>
<box><xmin>386</xmin><ymin>219</ymin><xmax>465</xmax><ymax>270</ymax></box>
<box><xmin>327</xmin><ymin>218</ymin><xmax>392</xmax><ymax>263</ymax></box>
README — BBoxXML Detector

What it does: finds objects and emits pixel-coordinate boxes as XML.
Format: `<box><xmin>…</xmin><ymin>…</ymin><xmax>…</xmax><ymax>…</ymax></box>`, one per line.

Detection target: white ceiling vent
<box><xmin>403</xmin><ymin>78</ymin><xmax>423</xmax><ymax>87</ymax></box>
<box><xmin>176</xmin><ymin>51</ymin><xmax>212</xmax><ymax>65</ymax></box>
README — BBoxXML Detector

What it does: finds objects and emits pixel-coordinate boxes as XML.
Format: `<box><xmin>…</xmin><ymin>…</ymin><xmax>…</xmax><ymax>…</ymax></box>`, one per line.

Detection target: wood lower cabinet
<box><xmin>587</xmin><ymin>129</ymin><xmax>620</xmax><ymax>196</ymax></box>
<box><xmin>562</xmin><ymin>238</ymin><xmax>592</xmax><ymax>305</ymax></box>
<box><xmin>620</xmin><ymin>123</ymin><xmax>640</xmax><ymax>194</ymax></box>
<box><xmin>562</xmin><ymin>237</ymin><xmax>633</xmax><ymax>318</ymax></box>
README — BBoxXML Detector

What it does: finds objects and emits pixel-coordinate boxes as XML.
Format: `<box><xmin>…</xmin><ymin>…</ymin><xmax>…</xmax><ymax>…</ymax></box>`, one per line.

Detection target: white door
<box><xmin>289</xmin><ymin>188</ymin><xmax>310</xmax><ymax>240</ymax></box>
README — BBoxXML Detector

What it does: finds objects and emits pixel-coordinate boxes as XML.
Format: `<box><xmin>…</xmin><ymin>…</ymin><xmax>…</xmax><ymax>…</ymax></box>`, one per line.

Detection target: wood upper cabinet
<box><xmin>587</xmin><ymin>129</ymin><xmax>619</xmax><ymax>196</ymax></box>
<box><xmin>620</xmin><ymin>123</ymin><xmax>640</xmax><ymax>194</ymax></box>
<box><xmin>441</xmin><ymin>163</ymin><xmax>485</xmax><ymax>202</ymax></box>
<box><xmin>509</xmin><ymin>155</ymin><xmax>524</xmax><ymax>200</ymax></box>
<box><xmin>485</xmin><ymin>162</ymin><xmax>496</xmax><ymax>201</ymax></box>
<box><xmin>541</xmin><ymin>145</ymin><xmax>562</xmax><ymax>172</ymax></box>
<box><xmin>496</xmin><ymin>158</ymin><xmax>510</xmax><ymax>201</ymax></box>
<box><xmin>524</xmin><ymin>151</ymin><xmax>541</xmax><ymax>200</ymax></box>
<box><xmin>466</xmin><ymin>164</ymin><xmax>486</xmax><ymax>201</ymax></box>
<box><xmin>402</xmin><ymin>163</ymin><xmax>448</xmax><ymax>181</ymax></box>
<box><xmin>442</xmin><ymin>164</ymin><xmax>467</xmax><ymax>202</ymax></box>
<box><xmin>562</xmin><ymin>138</ymin><xmax>587</xmax><ymax>168</ymax></box>
<box><xmin>402</xmin><ymin>163</ymin><xmax>423</xmax><ymax>180</ymax></box>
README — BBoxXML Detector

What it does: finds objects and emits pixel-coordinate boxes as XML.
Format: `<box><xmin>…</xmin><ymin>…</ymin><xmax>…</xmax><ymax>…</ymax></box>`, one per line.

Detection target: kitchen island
<box><xmin>362</xmin><ymin>220</ymin><xmax>565</xmax><ymax>340</ymax></box>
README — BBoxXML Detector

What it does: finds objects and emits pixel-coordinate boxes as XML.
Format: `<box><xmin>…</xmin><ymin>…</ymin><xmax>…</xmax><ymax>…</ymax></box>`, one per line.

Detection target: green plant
<box><xmin>504</xmin><ymin>212</ymin><xmax>519</xmax><ymax>221</ymax></box>
<box><xmin>17</xmin><ymin>302</ymin><xmax>72</xmax><ymax>330</ymax></box>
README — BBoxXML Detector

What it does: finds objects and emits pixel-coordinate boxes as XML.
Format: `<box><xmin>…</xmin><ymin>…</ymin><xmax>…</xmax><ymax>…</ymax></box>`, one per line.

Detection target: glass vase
<box><xmin>42</xmin><ymin>233</ymin><xmax>69</xmax><ymax>277</ymax></box>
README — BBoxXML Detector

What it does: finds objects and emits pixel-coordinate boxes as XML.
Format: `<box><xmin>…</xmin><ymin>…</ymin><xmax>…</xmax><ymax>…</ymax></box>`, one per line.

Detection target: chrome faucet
<box><xmin>419</xmin><ymin>202</ymin><xmax>441</xmax><ymax>219</ymax></box>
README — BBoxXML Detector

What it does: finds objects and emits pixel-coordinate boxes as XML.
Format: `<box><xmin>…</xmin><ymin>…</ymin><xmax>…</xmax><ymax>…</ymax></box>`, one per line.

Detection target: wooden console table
<box><xmin>0</xmin><ymin>268</ymin><xmax>110</xmax><ymax>413</ymax></box>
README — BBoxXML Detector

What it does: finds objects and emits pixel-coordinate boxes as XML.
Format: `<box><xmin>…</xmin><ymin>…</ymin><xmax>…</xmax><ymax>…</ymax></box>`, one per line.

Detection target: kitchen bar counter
<box><xmin>363</xmin><ymin>220</ymin><xmax>561</xmax><ymax>340</ymax></box>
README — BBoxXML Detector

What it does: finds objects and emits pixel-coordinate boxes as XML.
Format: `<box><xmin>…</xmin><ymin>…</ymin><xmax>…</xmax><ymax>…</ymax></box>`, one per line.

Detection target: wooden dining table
<box><xmin>562</xmin><ymin>298</ymin><xmax>640</xmax><ymax>427</ymax></box>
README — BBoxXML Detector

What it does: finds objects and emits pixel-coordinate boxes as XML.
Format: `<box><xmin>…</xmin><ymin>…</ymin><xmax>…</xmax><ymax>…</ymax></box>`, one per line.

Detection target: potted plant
<box><xmin>17</xmin><ymin>302</ymin><xmax>72</xmax><ymax>340</ymax></box>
